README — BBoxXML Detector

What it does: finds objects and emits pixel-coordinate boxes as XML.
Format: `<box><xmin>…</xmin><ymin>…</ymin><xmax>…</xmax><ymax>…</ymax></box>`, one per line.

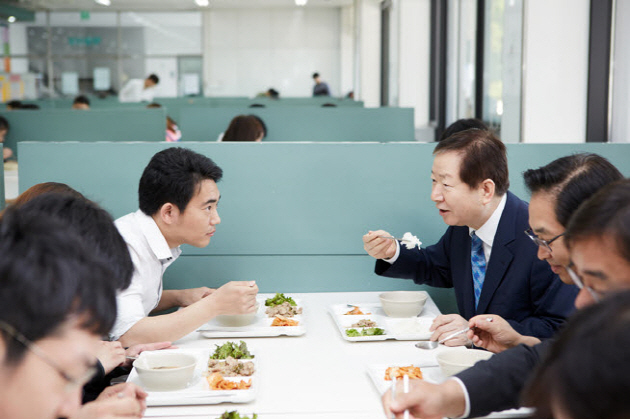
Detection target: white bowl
<box><xmin>216</xmin><ymin>303</ymin><xmax>260</xmax><ymax>327</ymax></box>
<box><xmin>379</xmin><ymin>291</ymin><xmax>428</xmax><ymax>317</ymax></box>
<box><xmin>134</xmin><ymin>352</ymin><xmax>197</xmax><ymax>391</ymax></box>
<box><xmin>436</xmin><ymin>348</ymin><xmax>493</xmax><ymax>377</ymax></box>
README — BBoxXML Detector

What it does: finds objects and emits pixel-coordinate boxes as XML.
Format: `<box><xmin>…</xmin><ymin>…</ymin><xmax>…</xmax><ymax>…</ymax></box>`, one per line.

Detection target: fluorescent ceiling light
<box><xmin>7</xmin><ymin>16</ymin><xmax>16</xmax><ymax>23</ymax></box>
<box><xmin>94</xmin><ymin>0</ymin><xmax>111</xmax><ymax>5</ymax></box>
<box><xmin>295</xmin><ymin>0</ymin><xmax>308</xmax><ymax>5</ymax></box>
<box><xmin>195</xmin><ymin>0</ymin><xmax>210</xmax><ymax>6</ymax></box>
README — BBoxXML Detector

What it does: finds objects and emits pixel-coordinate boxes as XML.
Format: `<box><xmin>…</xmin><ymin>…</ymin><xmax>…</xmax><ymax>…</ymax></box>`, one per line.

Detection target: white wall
<box><xmin>202</xmin><ymin>8</ymin><xmax>341</xmax><ymax>98</ymax></box>
<box><xmin>340</xmin><ymin>5</ymin><xmax>355</xmax><ymax>97</ymax></box>
<box><xmin>521</xmin><ymin>0</ymin><xmax>590</xmax><ymax>143</ymax></box>
<box><xmin>355</xmin><ymin>0</ymin><xmax>381</xmax><ymax>107</ymax></box>
<box><xmin>610</xmin><ymin>0</ymin><xmax>630</xmax><ymax>143</ymax></box>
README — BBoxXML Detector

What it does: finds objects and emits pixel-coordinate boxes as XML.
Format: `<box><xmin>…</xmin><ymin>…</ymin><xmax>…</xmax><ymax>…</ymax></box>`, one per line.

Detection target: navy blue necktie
<box><xmin>471</xmin><ymin>232</ymin><xmax>487</xmax><ymax>309</ymax></box>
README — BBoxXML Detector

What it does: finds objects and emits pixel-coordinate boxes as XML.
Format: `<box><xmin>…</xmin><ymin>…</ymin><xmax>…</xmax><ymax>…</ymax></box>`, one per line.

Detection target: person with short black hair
<box><xmin>312</xmin><ymin>72</ymin><xmax>331</xmax><ymax>97</ymax></box>
<box><xmin>72</xmin><ymin>95</ymin><xmax>90</xmax><ymax>110</ymax></box>
<box><xmin>439</xmin><ymin>118</ymin><xmax>489</xmax><ymax>142</ymax></box>
<box><xmin>0</xmin><ymin>116</ymin><xmax>12</xmax><ymax>161</ymax></box>
<box><xmin>364</xmin><ymin>129</ymin><xmax>577</xmax><ymax>347</ymax></box>
<box><xmin>6</xmin><ymin>100</ymin><xmax>22</xmax><ymax>110</ymax></box>
<box><xmin>112</xmin><ymin>147</ymin><xmax>258</xmax><ymax>346</ymax></box>
<box><xmin>119</xmin><ymin>73</ymin><xmax>160</xmax><ymax>103</ymax></box>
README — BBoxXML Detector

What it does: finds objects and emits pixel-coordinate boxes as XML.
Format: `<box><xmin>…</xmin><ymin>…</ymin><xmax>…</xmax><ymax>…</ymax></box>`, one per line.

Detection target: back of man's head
<box><xmin>73</xmin><ymin>95</ymin><xmax>90</xmax><ymax>107</ymax></box>
<box><xmin>16</xmin><ymin>192</ymin><xmax>133</xmax><ymax>291</ymax></box>
<box><xmin>147</xmin><ymin>74</ymin><xmax>160</xmax><ymax>85</ymax></box>
<box><xmin>0</xmin><ymin>116</ymin><xmax>8</xmax><ymax>132</ymax></box>
<box><xmin>439</xmin><ymin>118</ymin><xmax>488</xmax><ymax>142</ymax></box>
<box><xmin>312</xmin><ymin>72</ymin><xmax>320</xmax><ymax>80</ymax></box>
<box><xmin>0</xmin><ymin>207</ymin><xmax>117</xmax><ymax>363</ymax></box>
<box><xmin>139</xmin><ymin>147</ymin><xmax>223</xmax><ymax>215</ymax></box>
<box><xmin>433</xmin><ymin>128</ymin><xmax>509</xmax><ymax>196</ymax></box>
<box><xmin>566</xmin><ymin>179</ymin><xmax>630</xmax><ymax>263</ymax></box>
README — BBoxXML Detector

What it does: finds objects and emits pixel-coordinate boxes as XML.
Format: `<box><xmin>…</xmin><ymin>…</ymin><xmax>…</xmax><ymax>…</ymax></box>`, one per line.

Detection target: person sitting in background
<box><xmin>364</xmin><ymin>129</ymin><xmax>577</xmax><ymax>347</ymax></box>
<box><xmin>312</xmin><ymin>72</ymin><xmax>331</xmax><ymax>97</ymax></box>
<box><xmin>439</xmin><ymin>118</ymin><xmax>489</xmax><ymax>142</ymax></box>
<box><xmin>6</xmin><ymin>100</ymin><xmax>22</xmax><ymax>110</ymax></box>
<box><xmin>0</xmin><ymin>116</ymin><xmax>12</xmax><ymax>162</ymax></box>
<box><xmin>72</xmin><ymin>95</ymin><xmax>91</xmax><ymax>110</ymax></box>
<box><xmin>524</xmin><ymin>290</ymin><xmax>630</xmax><ymax>419</ymax></box>
<box><xmin>0</xmin><ymin>204</ymin><xmax>145</xmax><ymax>419</ymax></box>
<box><xmin>146</xmin><ymin>103</ymin><xmax>181</xmax><ymax>142</ymax></box>
<box><xmin>119</xmin><ymin>74</ymin><xmax>159</xmax><ymax>103</ymax></box>
<box><xmin>111</xmin><ymin>147</ymin><xmax>258</xmax><ymax>346</ymax></box>
<box><xmin>256</xmin><ymin>88</ymin><xmax>279</xmax><ymax>99</ymax></box>
<box><xmin>221</xmin><ymin>114</ymin><xmax>266</xmax><ymax>142</ymax></box>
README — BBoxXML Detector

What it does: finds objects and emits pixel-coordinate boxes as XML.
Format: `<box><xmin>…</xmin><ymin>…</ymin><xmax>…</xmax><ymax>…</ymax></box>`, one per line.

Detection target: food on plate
<box><xmin>345</xmin><ymin>327</ymin><xmax>385</xmax><ymax>337</ymax></box>
<box><xmin>207</xmin><ymin>372</ymin><xmax>252</xmax><ymax>390</ymax></box>
<box><xmin>265</xmin><ymin>301</ymin><xmax>302</xmax><ymax>318</ymax></box>
<box><xmin>351</xmin><ymin>319</ymin><xmax>377</xmax><ymax>328</ymax></box>
<box><xmin>210</xmin><ymin>341</ymin><xmax>254</xmax><ymax>360</ymax></box>
<box><xmin>344</xmin><ymin>306</ymin><xmax>371</xmax><ymax>315</ymax></box>
<box><xmin>265</xmin><ymin>293</ymin><xmax>297</xmax><ymax>307</ymax></box>
<box><xmin>218</xmin><ymin>411</ymin><xmax>258</xmax><ymax>419</ymax></box>
<box><xmin>207</xmin><ymin>356</ymin><xmax>255</xmax><ymax>377</ymax></box>
<box><xmin>401</xmin><ymin>232</ymin><xmax>422</xmax><ymax>250</ymax></box>
<box><xmin>384</xmin><ymin>365</ymin><xmax>423</xmax><ymax>380</ymax></box>
<box><xmin>271</xmin><ymin>315</ymin><xmax>299</xmax><ymax>326</ymax></box>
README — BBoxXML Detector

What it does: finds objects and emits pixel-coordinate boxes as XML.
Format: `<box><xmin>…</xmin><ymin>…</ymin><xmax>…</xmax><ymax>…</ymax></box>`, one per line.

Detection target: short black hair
<box><xmin>19</xmin><ymin>103</ymin><xmax>39</xmax><ymax>110</ymax></box>
<box><xmin>0</xmin><ymin>116</ymin><xmax>8</xmax><ymax>131</ymax></box>
<box><xmin>439</xmin><ymin>118</ymin><xmax>488</xmax><ymax>142</ymax></box>
<box><xmin>6</xmin><ymin>100</ymin><xmax>21</xmax><ymax>109</ymax></box>
<box><xmin>524</xmin><ymin>290</ymin><xmax>630</xmax><ymax>419</ymax></box>
<box><xmin>147</xmin><ymin>74</ymin><xmax>160</xmax><ymax>84</ymax></box>
<box><xmin>268</xmin><ymin>88</ymin><xmax>279</xmax><ymax>99</ymax></box>
<box><xmin>139</xmin><ymin>147</ymin><xmax>223</xmax><ymax>215</ymax></box>
<box><xmin>524</xmin><ymin>153</ymin><xmax>623</xmax><ymax>227</ymax></box>
<box><xmin>312</xmin><ymin>72</ymin><xmax>320</xmax><ymax>79</ymax></box>
<box><xmin>16</xmin><ymin>192</ymin><xmax>133</xmax><ymax>291</ymax></box>
<box><xmin>73</xmin><ymin>95</ymin><xmax>90</xmax><ymax>106</ymax></box>
<box><xmin>565</xmin><ymin>179</ymin><xmax>630</xmax><ymax>264</ymax></box>
<box><xmin>0</xmin><ymin>207</ymin><xmax>117</xmax><ymax>364</ymax></box>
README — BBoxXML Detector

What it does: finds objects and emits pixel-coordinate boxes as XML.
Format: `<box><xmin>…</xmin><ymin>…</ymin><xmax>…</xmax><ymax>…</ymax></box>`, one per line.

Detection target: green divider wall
<box><xmin>1</xmin><ymin>108</ymin><xmax>167</xmax><ymax>158</ymax></box>
<box><xmin>17</xmin><ymin>142</ymin><xmax>630</xmax><ymax>313</ymax></box>
<box><xmin>179</xmin><ymin>107</ymin><xmax>415</xmax><ymax>142</ymax></box>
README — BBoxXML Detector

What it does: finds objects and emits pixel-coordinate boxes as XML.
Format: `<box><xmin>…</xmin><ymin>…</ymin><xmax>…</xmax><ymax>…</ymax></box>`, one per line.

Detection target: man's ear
<box><xmin>159</xmin><ymin>203</ymin><xmax>180</xmax><ymax>225</ymax></box>
<box><xmin>479</xmin><ymin>179</ymin><xmax>496</xmax><ymax>205</ymax></box>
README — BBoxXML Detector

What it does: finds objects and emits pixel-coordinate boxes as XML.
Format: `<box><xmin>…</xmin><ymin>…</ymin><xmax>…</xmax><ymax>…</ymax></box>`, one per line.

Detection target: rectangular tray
<box><xmin>328</xmin><ymin>300</ymin><xmax>434</xmax><ymax>342</ymax></box>
<box><xmin>126</xmin><ymin>344</ymin><xmax>258</xmax><ymax>406</ymax></box>
<box><xmin>198</xmin><ymin>295</ymin><xmax>305</xmax><ymax>338</ymax></box>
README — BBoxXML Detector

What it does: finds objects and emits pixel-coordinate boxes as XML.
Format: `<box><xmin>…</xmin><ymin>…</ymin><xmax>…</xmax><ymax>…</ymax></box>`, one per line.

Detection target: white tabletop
<box><xmin>142</xmin><ymin>291</ymin><xmax>528</xmax><ymax>419</ymax></box>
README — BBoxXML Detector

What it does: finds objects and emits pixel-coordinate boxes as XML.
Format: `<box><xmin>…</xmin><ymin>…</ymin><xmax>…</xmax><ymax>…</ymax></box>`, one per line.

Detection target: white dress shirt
<box><xmin>109</xmin><ymin>210</ymin><xmax>182</xmax><ymax>340</ymax></box>
<box><xmin>118</xmin><ymin>79</ymin><xmax>156</xmax><ymax>103</ymax></box>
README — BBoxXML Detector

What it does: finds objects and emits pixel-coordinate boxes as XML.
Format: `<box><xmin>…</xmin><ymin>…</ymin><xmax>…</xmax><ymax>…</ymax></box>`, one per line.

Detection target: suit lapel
<box><xmin>475</xmin><ymin>193</ymin><xmax>517</xmax><ymax>314</ymax></box>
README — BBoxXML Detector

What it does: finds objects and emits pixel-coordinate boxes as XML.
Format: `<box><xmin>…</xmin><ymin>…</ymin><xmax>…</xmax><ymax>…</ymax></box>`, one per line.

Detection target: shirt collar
<box><xmin>135</xmin><ymin>209</ymin><xmax>181</xmax><ymax>261</ymax></box>
<box><xmin>469</xmin><ymin>194</ymin><xmax>508</xmax><ymax>247</ymax></box>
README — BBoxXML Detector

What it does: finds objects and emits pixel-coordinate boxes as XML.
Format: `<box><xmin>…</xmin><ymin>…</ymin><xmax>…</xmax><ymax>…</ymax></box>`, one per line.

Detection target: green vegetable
<box><xmin>345</xmin><ymin>327</ymin><xmax>386</xmax><ymax>337</ymax></box>
<box><xmin>210</xmin><ymin>341</ymin><xmax>254</xmax><ymax>360</ymax></box>
<box><xmin>218</xmin><ymin>411</ymin><xmax>258</xmax><ymax>419</ymax></box>
<box><xmin>264</xmin><ymin>292</ymin><xmax>297</xmax><ymax>307</ymax></box>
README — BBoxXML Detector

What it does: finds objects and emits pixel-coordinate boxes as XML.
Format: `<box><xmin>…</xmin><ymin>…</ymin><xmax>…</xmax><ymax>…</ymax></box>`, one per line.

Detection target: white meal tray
<box><xmin>198</xmin><ymin>296</ymin><xmax>305</xmax><ymax>338</ymax></box>
<box><xmin>328</xmin><ymin>302</ymin><xmax>436</xmax><ymax>342</ymax></box>
<box><xmin>367</xmin><ymin>363</ymin><xmax>533</xmax><ymax>418</ymax></box>
<box><xmin>126</xmin><ymin>345</ymin><xmax>258</xmax><ymax>406</ymax></box>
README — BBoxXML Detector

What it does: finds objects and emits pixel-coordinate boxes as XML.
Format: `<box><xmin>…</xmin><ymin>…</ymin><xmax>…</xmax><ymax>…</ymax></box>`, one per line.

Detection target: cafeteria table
<box><xmin>141</xmin><ymin>291</ymin><xmax>531</xmax><ymax>419</ymax></box>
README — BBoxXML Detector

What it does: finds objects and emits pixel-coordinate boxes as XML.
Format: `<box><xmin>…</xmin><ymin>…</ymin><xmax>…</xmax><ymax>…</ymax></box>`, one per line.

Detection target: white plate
<box><xmin>328</xmin><ymin>303</ymin><xmax>434</xmax><ymax>342</ymax></box>
<box><xmin>126</xmin><ymin>344</ymin><xmax>258</xmax><ymax>406</ymax></box>
<box><xmin>199</xmin><ymin>296</ymin><xmax>305</xmax><ymax>338</ymax></box>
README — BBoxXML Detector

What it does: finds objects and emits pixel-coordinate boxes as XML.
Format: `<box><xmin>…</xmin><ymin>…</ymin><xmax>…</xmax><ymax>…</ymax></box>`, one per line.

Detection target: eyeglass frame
<box><xmin>0</xmin><ymin>319</ymin><xmax>98</xmax><ymax>392</ymax></box>
<box><xmin>524</xmin><ymin>228</ymin><xmax>565</xmax><ymax>253</ymax></box>
<box><xmin>565</xmin><ymin>265</ymin><xmax>601</xmax><ymax>303</ymax></box>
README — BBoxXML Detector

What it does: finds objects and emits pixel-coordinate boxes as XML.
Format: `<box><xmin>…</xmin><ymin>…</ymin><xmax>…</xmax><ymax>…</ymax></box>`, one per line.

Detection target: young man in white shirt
<box><xmin>118</xmin><ymin>74</ymin><xmax>159</xmax><ymax>103</ymax></box>
<box><xmin>111</xmin><ymin>147</ymin><xmax>258</xmax><ymax>347</ymax></box>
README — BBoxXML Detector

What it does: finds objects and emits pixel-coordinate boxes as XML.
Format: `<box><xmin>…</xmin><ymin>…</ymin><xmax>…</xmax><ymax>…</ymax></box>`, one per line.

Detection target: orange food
<box><xmin>344</xmin><ymin>307</ymin><xmax>371</xmax><ymax>315</ymax></box>
<box><xmin>207</xmin><ymin>372</ymin><xmax>252</xmax><ymax>390</ymax></box>
<box><xmin>384</xmin><ymin>366</ymin><xmax>423</xmax><ymax>381</ymax></box>
<box><xmin>271</xmin><ymin>315</ymin><xmax>299</xmax><ymax>326</ymax></box>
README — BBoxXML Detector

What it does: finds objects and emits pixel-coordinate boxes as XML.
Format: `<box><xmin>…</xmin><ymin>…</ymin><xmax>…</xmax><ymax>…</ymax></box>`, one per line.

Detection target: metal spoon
<box><xmin>414</xmin><ymin>340</ymin><xmax>439</xmax><ymax>350</ymax></box>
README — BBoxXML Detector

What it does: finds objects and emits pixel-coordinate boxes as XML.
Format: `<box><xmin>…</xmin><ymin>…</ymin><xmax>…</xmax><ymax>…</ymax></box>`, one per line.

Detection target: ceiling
<box><xmin>9</xmin><ymin>0</ymin><xmax>354</xmax><ymax>12</ymax></box>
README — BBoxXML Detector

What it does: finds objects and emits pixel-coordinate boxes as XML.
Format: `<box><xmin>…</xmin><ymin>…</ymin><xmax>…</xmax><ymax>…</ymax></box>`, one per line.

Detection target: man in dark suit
<box><xmin>363</xmin><ymin>129</ymin><xmax>576</xmax><ymax>345</ymax></box>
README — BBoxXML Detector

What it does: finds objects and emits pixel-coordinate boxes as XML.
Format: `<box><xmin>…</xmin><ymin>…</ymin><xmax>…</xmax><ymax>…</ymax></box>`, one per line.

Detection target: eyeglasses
<box><xmin>566</xmin><ymin>265</ymin><xmax>601</xmax><ymax>303</ymax></box>
<box><xmin>524</xmin><ymin>228</ymin><xmax>565</xmax><ymax>253</ymax></box>
<box><xmin>0</xmin><ymin>320</ymin><xmax>97</xmax><ymax>392</ymax></box>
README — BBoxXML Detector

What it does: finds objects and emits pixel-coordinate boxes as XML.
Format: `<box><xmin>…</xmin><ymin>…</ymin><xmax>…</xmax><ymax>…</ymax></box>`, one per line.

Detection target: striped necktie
<box><xmin>471</xmin><ymin>231</ymin><xmax>487</xmax><ymax>309</ymax></box>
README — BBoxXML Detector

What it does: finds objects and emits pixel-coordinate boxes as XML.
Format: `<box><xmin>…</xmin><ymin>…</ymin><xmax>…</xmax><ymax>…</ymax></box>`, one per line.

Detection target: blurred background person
<box><xmin>312</xmin><ymin>72</ymin><xmax>331</xmax><ymax>97</ymax></box>
<box><xmin>221</xmin><ymin>114</ymin><xmax>266</xmax><ymax>142</ymax></box>
<box><xmin>147</xmin><ymin>103</ymin><xmax>181</xmax><ymax>142</ymax></box>
<box><xmin>0</xmin><ymin>116</ymin><xmax>12</xmax><ymax>162</ymax></box>
<box><xmin>119</xmin><ymin>74</ymin><xmax>159</xmax><ymax>103</ymax></box>
<box><xmin>72</xmin><ymin>95</ymin><xmax>91</xmax><ymax>110</ymax></box>
<box><xmin>439</xmin><ymin>118</ymin><xmax>489</xmax><ymax>142</ymax></box>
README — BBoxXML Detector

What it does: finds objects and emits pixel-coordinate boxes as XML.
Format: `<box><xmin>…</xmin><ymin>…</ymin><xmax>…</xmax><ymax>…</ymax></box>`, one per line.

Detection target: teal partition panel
<box><xmin>179</xmin><ymin>107</ymin><xmax>415</xmax><ymax>142</ymax></box>
<box><xmin>18</xmin><ymin>142</ymin><xmax>630</xmax><ymax>313</ymax></box>
<box><xmin>1</xmin><ymin>108</ymin><xmax>166</xmax><ymax>158</ymax></box>
<box><xmin>0</xmin><ymin>144</ymin><xmax>4</xmax><ymax>210</ymax></box>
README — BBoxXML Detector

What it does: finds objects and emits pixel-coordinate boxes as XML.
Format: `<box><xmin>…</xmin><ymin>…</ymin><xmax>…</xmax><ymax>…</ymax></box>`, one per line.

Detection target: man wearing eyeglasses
<box><xmin>364</xmin><ymin>129</ymin><xmax>576</xmax><ymax>346</ymax></box>
<box><xmin>0</xmin><ymin>207</ymin><xmax>146</xmax><ymax>419</ymax></box>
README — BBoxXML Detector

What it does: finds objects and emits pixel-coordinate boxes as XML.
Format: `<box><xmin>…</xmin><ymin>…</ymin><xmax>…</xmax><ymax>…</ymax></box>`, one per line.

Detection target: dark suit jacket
<box><xmin>375</xmin><ymin>191</ymin><xmax>577</xmax><ymax>338</ymax></box>
<box><xmin>456</xmin><ymin>341</ymin><xmax>551</xmax><ymax>417</ymax></box>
